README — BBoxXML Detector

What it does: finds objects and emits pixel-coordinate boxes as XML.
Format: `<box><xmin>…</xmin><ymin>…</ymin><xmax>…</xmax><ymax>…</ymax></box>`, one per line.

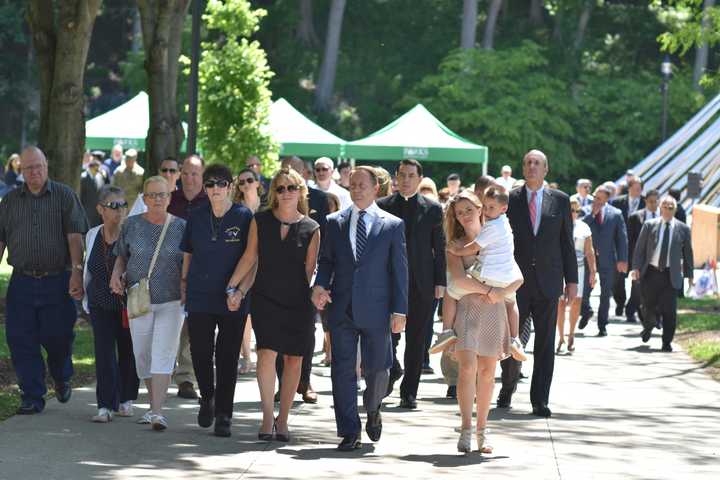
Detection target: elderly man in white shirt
<box><xmin>129</xmin><ymin>158</ymin><xmax>181</xmax><ymax>216</ymax></box>
<box><xmin>312</xmin><ymin>157</ymin><xmax>352</xmax><ymax>209</ymax></box>
<box><xmin>496</xmin><ymin>165</ymin><xmax>516</xmax><ymax>191</ymax></box>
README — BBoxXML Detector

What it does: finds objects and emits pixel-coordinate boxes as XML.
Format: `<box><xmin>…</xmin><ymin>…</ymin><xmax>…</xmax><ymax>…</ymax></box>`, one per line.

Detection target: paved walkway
<box><xmin>1</xmin><ymin>304</ymin><xmax>719</xmax><ymax>479</ymax></box>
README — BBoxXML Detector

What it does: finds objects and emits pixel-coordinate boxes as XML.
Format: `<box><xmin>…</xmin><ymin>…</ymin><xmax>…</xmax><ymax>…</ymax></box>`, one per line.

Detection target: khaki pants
<box><xmin>173</xmin><ymin>320</ymin><xmax>196</xmax><ymax>386</ymax></box>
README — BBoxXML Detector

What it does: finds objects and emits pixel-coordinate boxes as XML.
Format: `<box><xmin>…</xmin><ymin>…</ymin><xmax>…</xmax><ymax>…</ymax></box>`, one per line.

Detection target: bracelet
<box><xmin>225</xmin><ymin>286</ymin><xmax>237</xmax><ymax>296</ymax></box>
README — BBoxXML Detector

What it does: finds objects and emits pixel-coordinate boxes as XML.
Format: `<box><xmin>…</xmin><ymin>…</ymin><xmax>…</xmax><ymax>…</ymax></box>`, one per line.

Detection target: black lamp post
<box><xmin>661</xmin><ymin>54</ymin><xmax>673</xmax><ymax>142</ymax></box>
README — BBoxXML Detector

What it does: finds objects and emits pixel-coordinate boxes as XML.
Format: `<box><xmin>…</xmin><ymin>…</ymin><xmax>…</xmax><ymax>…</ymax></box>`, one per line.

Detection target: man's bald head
<box><xmin>20</xmin><ymin>146</ymin><xmax>49</xmax><ymax>193</ymax></box>
<box><xmin>20</xmin><ymin>146</ymin><xmax>47</xmax><ymax>164</ymax></box>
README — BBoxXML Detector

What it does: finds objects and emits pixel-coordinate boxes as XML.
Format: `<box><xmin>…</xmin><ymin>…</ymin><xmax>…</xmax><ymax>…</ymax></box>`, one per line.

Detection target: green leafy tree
<box><xmin>198</xmin><ymin>0</ymin><xmax>277</xmax><ymax>174</ymax></box>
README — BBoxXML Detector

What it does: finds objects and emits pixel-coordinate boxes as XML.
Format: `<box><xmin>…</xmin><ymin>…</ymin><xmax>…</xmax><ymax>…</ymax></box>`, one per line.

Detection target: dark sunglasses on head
<box><xmin>204</xmin><ymin>179</ymin><xmax>230</xmax><ymax>189</ymax></box>
<box><xmin>275</xmin><ymin>184</ymin><xmax>300</xmax><ymax>194</ymax></box>
<box><xmin>160</xmin><ymin>168</ymin><xmax>178</xmax><ymax>174</ymax></box>
<box><xmin>101</xmin><ymin>201</ymin><xmax>128</xmax><ymax>210</ymax></box>
<box><xmin>315</xmin><ymin>167</ymin><xmax>330</xmax><ymax>172</ymax></box>
<box><xmin>236</xmin><ymin>177</ymin><xmax>256</xmax><ymax>186</ymax></box>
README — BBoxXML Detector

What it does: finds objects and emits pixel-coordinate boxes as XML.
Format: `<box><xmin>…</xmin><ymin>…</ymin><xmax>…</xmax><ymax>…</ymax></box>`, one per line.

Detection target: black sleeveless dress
<box><xmin>251</xmin><ymin>210</ymin><xmax>319</xmax><ymax>356</ymax></box>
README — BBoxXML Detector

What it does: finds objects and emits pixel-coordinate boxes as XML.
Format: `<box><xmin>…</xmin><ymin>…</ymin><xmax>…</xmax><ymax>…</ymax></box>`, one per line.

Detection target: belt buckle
<box><xmin>29</xmin><ymin>270</ymin><xmax>47</xmax><ymax>279</ymax></box>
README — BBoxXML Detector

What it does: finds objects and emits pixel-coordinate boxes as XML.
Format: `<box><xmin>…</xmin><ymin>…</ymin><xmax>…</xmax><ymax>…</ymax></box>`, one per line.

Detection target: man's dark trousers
<box><xmin>5</xmin><ymin>271</ymin><xmax>77</xmax><ymax>409</ymax></box>
<box><xmin>641</xmin><ymin>266</ymin><xmax>678</xmax><ymax>346</ymax></box>
<box><xmin>398</xmin><ymin>284</ymin><xmax>434</xmax><ymax>399</ymax></box>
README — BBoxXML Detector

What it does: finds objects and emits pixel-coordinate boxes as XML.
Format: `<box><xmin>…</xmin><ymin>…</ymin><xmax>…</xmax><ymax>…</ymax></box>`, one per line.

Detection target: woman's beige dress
<box><xmin>450</xmin><ymin>255</ymin><xmax>511</xmax><ymax>361</ymax></box>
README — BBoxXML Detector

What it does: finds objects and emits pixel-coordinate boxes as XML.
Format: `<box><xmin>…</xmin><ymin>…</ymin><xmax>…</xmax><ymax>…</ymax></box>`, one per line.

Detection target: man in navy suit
<box><xmin>312</xmin><ymin>166</ymin><xmax>409</xmax><ymax>451</ymax></box>
<box><xmin>579</xmin><ymin>185</ymin><xmax>629</xmax><ymax>336</ymax></box>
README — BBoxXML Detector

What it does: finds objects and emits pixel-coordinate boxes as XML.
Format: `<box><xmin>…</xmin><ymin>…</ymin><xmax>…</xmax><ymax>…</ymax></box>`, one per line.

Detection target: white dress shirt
<box><xmin>644</xmin><ymin>209</ymin><xmax>658</xmax><ymax>222</ymax></box>
<box><xmin>496</xmin><ymin>176</ymin><xmax>516</xmax><ymax>191</ymax></box>
<box><xmin>650</xmin><ymin>218</ymin><xmax>675</xmax><ymax>269</ymax></box>
<box><xmin>320</xmin><ymin>180</ymin><xmax>352</xmax><ymax>210</ymax></box>
<box><xmin>349</xmin><ymin>201</ymin><xmax>381</xmax><ymax>259</ymax></box>
<box><xmin>526</xmin><ymin>185</ymin><xmax>544</xmax><ymax>235</ymax></box>
<box><xmin>628</xmin><ymin>195</ymin><xmax>641</xmax><ymax>215</ymax></box>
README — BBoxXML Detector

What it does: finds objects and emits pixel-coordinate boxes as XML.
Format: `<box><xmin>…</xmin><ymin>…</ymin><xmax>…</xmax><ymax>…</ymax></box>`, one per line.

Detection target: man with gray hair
<box><xmin>0</xmin><ymin>146</ymin><xmax>89</xmax><ymax>414</ymax></box>
<box><xmin>312</xmin><ymin>157</ymin><xmax>351</xmax><ymax>209</ymax></box>
<box><xmin>570</xmin><ymin>179</ymin><xmax>594</xmax><ymax>208</ymax></box>
<box><xmin>496</xmin><ymin>165</ymin><xmax>516</xmax><ymax>191</ymax></box>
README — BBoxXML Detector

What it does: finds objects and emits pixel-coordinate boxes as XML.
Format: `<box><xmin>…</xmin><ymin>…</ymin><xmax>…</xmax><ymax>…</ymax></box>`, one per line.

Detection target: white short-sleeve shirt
<box><xmin>573</xmin><ymin>220</ymin><xmax>592</xmax><ymax>267</ymax></box>
<box><xmin>472</xmin><ymin>214</ymin><xmax>521</xmax><ymax>283</ymax></box>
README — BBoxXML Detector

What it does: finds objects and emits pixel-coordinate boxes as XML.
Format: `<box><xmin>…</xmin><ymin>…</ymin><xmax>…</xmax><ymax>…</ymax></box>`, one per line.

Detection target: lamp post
<box><xmin>661</xmin><ymin>54</ymin><xmax>673</xmax><ymax>142</ymax></box>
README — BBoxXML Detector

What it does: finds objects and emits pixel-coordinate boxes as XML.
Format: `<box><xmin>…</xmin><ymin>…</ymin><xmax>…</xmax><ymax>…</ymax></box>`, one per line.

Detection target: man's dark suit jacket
<box><xmin>377</xmin><ymin>193</ymin><xmax>446</xmax><ymax>295</ymax></box>
<box><xmin>611</xmin><ymin>194</ymin><xmax>646</xmax><ymax>223</ymax></box>
<box><xmin>308</xmin><ymin>186</ymin><xmax>329</xmax><ymax>234</ymax></box>
<box><xmin>627</xmin><ymin>208</ymin><xmax>657</xmax><ymax>267</ymax></box>
<box><xmin>507</xmin><ymin>186</ymin><xmax>577</xmax><ymax>300</ymax></box>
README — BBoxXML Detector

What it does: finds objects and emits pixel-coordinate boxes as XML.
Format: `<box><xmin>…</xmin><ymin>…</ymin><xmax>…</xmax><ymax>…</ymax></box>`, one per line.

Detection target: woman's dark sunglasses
<box><xmin>275</xmin><ymin>184</ymin><xmax>300</xmax><ymax>194</ymax></box>
<box><xmin>101</xmin><ymin>201</ymin><xmax>128</xmax><ymax>210</ymax></box>
<box><xmin>236</xmin><ymin>177</ymin><xmax>256</xmax><ymax>186</ymax></box>
<box><xmin>160</xmin><ymin>168</ymin><xmax>178</xmax><ymax>174</ymax></box>
<box><xmin>204</xmin><ymin>179</ymin><xmax>230</xmax><ymax>189</ymax></box>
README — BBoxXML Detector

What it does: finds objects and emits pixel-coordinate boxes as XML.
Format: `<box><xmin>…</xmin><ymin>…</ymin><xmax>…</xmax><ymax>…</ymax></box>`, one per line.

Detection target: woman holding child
<box><xmin>441</xmin><ymin>189</ymin><xmax>523</xmax><ymax>454</ymax></box>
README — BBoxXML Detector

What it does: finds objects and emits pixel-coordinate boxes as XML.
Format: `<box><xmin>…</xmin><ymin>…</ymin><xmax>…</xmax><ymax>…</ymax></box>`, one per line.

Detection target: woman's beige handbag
<box><xmin>127</xmin><ymin>215</ymin><xmax>171</xmax><ymax>319</ymax></box>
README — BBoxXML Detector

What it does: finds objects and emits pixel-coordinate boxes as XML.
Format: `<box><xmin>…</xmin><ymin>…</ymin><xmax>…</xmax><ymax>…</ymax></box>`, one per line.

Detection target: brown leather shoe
<box><xmin>301</xmin><ymin>385</ymin><xmax>318</xmax><ymax>404</ymax></box>
<box><xmin>177</xmin><ymin>381</ymin><xmax>199</xmax><ymax>399</ymax></box>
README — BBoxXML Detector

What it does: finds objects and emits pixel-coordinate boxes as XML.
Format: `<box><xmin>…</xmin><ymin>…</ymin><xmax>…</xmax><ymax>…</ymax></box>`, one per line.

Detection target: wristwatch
<box><xmin>73</xmin><ymin>264</ymin><xmax>84</xmax><ymax>272</ymax></box>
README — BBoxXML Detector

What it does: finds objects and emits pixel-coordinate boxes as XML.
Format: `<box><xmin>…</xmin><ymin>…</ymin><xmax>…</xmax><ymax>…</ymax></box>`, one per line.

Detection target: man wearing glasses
<box><xmin>312</xmin><ymin>157</ymin><xmax>352</xmax><ymax>209</ymax></box>
<box><xmin>570</xmin><ymin>179</ymin><xmax>594</xmax><ymax>208</ymax></box>
<box><xmin>0</xmin><ymin>146</ymin><xmax>89</xmax><ymax>414</ymax></box>
<box><xmin>632</xmin><ymin>195</ymin><xmax>694</xmax><ymax>352</ymax></box>
<box><xmin>128</xmin><ymin>158</ymin><xmax>181</xmax><ymax>216</ymax></box>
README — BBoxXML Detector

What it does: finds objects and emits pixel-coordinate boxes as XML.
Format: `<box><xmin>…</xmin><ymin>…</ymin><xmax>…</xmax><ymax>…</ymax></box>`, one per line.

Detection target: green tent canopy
<box><xmin>345</xmin><ymin>104</ymin><xmax>488</xmax><ymax>170</ymax></box>
<box><xmin>85</xmin><ymin>91</ymin><xmax>187</xmax><ymax>151</ymax></box>
<box><xmin>268</xmin><ymin>98</ymin><xmax>346</xmax><ymax>158</ymax></box>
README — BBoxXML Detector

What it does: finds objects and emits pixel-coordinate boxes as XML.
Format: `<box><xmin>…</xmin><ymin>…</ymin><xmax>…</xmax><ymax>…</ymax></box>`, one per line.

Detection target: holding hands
<box><xmin>311</xmin><ymin>286</ymin><xmax>332</xmax><ymax>311</ymax></box>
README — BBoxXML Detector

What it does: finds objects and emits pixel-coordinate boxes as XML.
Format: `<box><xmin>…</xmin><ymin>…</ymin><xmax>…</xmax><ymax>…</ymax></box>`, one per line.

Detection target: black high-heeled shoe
<box><xmin>258</xmin><ymin>420</ymin><xmax>275</xmax><ymax>441</ymax></box>
<box><xmin>274</xmin><ymin>416</ymin><xmax>290</xmax><ymax>442</ymax></box>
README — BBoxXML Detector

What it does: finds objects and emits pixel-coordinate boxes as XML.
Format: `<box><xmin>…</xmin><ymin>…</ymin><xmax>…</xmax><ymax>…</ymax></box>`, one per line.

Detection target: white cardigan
<box><xmin>81</xmin><ymin>225</ymin><xmax>102</xmax><ymax>314</ymax></box>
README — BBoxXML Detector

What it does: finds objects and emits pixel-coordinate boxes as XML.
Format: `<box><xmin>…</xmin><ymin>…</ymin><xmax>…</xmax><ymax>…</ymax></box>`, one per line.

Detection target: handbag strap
<box><xmin>148</xmin><ymin>214</ymin><xmax>172</xmax><ymax>278</ymax></box>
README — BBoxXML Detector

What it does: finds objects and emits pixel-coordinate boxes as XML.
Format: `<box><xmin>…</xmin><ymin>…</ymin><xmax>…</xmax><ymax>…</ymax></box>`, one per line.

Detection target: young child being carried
<box><xmin>430</xmin><ymin>185</ymin><xmax>526</xmax><ymax>361</ymax></box>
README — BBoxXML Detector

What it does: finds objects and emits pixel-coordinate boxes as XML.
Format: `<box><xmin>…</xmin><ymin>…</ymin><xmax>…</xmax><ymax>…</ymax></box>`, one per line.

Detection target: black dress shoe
<box><xmin>641</xmin><ymin>328</ymin><xmax>652</xmax><ymax>343</ymax></box>
<box><xmin>496</xmin><ymin>390</ymin><xmax>512</xmax><ymax>409</ymax></box>
<box><xmin>578</xmin><ymin>313</ymin><xmax>591</xmax><ymax>330</ymax></box>
<box><xmin>615</xmin><ymin>306</ymin><xmax>624</xmax><ymax>317</ymax></box>
<box><xmin>16</xmin><ymin>400</ymin><xmax>43</xmax><ymax>415</ymax></box>
<box><xmin>177</xmin><ymin>381</ymin><xmax>199</xmax><ymax>399</ymax></box>
<box><xmin>661</xmin><ymin>344</ymin><xmax>673</xmax><ymax>352</ymax></box>
<box><xmin>366</xmin><ymin>410</ymin><xmax>382</xmax><ymax>442</ymax></box>
<box><xmin>625</xmin><ymin>314</ymin><xmax>637</xmax><ymax>323</ymax></box>
<box><xmin>597</xmin><ymin>328</ymin><xmax>607</xmax><ymax>337</ymax></box>
<box><xmin>385</xmin><ymin>369</ymin><xmax>403</xmax><ymax>397</ymax></box>
<box><xmin>213</xmin><ymin>415</ymin><xmax>231</xmax><ymax>437</ymax></box>
<box><xmin>399</xmin><ymin>395</ymin><xmax>417</xmax><ymax>409</ymax></box>
<box><xmin>338</xmin><ymin>434</ymin><xmax>362</xmax><ymax>451</ymax></box>
<box><xmin>198</xmin><ymin>397</ymin><xmax>214</xmax><ymax>428</ymax></box>
<box><xmin>446</xmin><ymin>386</ymin><xmax>457</xmax><ymax>399</ymax></box>
<box><xmin>532</xmin><ymin>403</ymin><xmax>552</xmax><ymax>418</ymax></box>
<box><xmin>55</xmin><ymin>382</ymin><xmax>72</xmax><ymax>403</ymax></box>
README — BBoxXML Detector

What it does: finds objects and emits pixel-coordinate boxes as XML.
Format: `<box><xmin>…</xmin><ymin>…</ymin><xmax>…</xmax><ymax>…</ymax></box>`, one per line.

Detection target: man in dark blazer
<box><xmin>626</xmin><ymin>190</ymin><xmax>660</xmax><ymax>323</ymax></box>
<box><xmin>377</xmin><ymin>159</ymin><xmax>446</xmax><ymax>409</ymax></box>
<box><xmin>632</xmin><ymin>195</ymin><xmax>694</xmax><ymax>351</ymax></box>
<box><xmin>499</xmin><ymin>150</ymin><xmax>577</xmax><ymax>418</ymax></box>
<box><xmin>312</xmin><ymin>166</ymin><xmax>408</xmax><ymax>451</ymax></box>
<box><xmin>610</xmin><ymin>176</ymin><xmax>645</xmax><ymax>316</ymax></box>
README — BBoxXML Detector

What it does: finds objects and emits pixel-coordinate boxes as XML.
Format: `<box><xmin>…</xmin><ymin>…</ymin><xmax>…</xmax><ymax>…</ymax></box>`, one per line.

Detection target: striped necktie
<box><xmin>356</xmin><ymin>210</ymin><xmax>367</xmax><ymax>261</ymax></box>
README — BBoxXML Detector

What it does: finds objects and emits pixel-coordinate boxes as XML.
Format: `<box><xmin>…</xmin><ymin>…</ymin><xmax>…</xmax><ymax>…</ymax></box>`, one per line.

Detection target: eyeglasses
<box><xmin>275</xmin><ymin>184</ymin><xmax>300</xmax><ymax>194</ymax></box>
<box><xmin>315</xmin><ymin>167</ymin><xmax>330</xmax><ymax>172</ymax></box>
<box><xmin>572</xmin><ymin>209</ymin><xmax>582</xmax><ymax>214</ymax></box>
<box><xmin>145</xmin><ymin>192</ymin><xmax>171</xmax><ymax>200</ymax></box>
<box><xmin>661</xmin><ymin>205</ymin><xmax>676</xmax><ymax>211</ymax></box>
<box><xmin>204</xmin><ymin>179</ymin><xmax>230</xmax><ymax>189</ymax></box>
<box><xmin>101</xmin><ymin>201</ymin><xmax>128</xmax><ymax>210</ymax></box>
<box><xmin>160</xmin><ymin>168</ymin><xmax>178</xmax><ymax>174</ymax></box>
<box><xmin>236</xmin><ymin>177</ymin><xmax>255</xmax><ymax>186</ymax></box>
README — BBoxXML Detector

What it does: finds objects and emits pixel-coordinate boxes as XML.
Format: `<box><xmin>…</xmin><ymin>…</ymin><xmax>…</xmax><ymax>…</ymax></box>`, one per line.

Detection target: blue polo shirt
<box><xmin>180</xmin><ymin>203</ymin><xmax>253</xmax><ymax>315</ymax></box>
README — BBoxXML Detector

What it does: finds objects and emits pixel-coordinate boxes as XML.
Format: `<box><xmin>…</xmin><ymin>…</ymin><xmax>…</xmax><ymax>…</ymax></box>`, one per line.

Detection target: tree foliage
<box><xmin>198</xmin><ymin>0</ymin><xmax>277</xmax><ymax>174</ymax></box>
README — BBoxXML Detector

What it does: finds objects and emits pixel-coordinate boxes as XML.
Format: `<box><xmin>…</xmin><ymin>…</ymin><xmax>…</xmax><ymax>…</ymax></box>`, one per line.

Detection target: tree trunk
<box><xmin>529</xmin><ymin>0</ymin><xmax>544</xmax><ymax>27</ymax></box>
<box><xmin>137</xmin><ymin>0</ymin><xmax>190</xmax><ymax>175</ymax></box>
<box><xmin>314</xmin><ymin>0</ymin><xmax>346</xmax><ymax>112</ymax></box>
<box><xmin>27</xmin><ymin>0</ymin><xmax>101</xmax><ymax>190</ymax></box>
<box><xmin>693</xmin><ymin>0</ymin><xmax>716</xmax><ymax>90</ymax></box>
<box><xmin>481</xmin><ymin>0</ymin><xmax>503</xmax><ymax>50</ymax></box>
<box><xmin>573</xmin><ymin>0</ymin><xmax>593</xmax><ymax>52</ymax></box>
<box><xmin>460</xmin><ymin>0</ymin><xmax>478</xmax><ymax>49</ymax></box>
<box><xmin>297</xmin><ymin>0</ymin><xmax>319</xmax><ymax>47</ymax></box>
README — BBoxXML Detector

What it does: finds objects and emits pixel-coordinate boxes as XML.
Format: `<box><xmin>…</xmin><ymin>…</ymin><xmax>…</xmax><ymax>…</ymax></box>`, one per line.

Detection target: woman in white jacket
<box><xmin>83</xmin><ymin>185</ymin><xmax>139</xmax><ymax>423</ymax></box>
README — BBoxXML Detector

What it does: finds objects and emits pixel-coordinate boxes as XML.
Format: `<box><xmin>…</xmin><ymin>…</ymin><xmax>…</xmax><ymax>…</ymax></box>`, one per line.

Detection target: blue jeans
<box><xmin>5</xmin><ymin>272</ymin><xmax>77</xmax><ymax>408</ymax></box>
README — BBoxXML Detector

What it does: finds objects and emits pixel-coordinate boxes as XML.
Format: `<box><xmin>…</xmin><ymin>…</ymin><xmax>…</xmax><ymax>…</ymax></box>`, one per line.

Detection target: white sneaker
<box><xmin>151</xmin><ymin>414</ymin><xmax>168</xmax><ymax>431</ymax></box>
<box><xmin>92</xmin><ymin>408</ymin><xmax>113</xmax><ymax>423</ymax></box>
<box><xmin>117</xmin><ymin>401</ymin><xmax>134</xmax><ymax>417</ymax></box>
<box><xmin>511</xmin><ymin>338</ymin><xmax>527</xmax><ymax>362</ymax></box>
<box><xmin>136</xmin><ymin>410</ymin><xmax>153</xmax><ymax>424</ymax></box>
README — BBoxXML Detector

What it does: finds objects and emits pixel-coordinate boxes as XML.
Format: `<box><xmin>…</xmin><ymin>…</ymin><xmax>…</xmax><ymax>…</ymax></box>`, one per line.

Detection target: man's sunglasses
<box><xmin>236</xmin><ymin>177</ymin><xmax>256</xmax><ymax>186</ymax></box>
<box><xmin>160</xmin><ymin>168</ymin><xmax>178</xmax><ymax>174</ymax></box>
<box><xmin>204</xmin><ymin>179</ymin><xmax>230</xmax><ymax>189</ymax></box>
<box><xmin>101</xmin><ymin>201</ymin><xmax>128</xmax><ymax>210</ymax></box>
<box><xmin>275</xmin><ymin>184</ymin><xmax>300</xmax><ymax>194</ymax></box>
<box><xmin>315</xmin><ymin>167</ymin><xmax>330</xmax><ymax>172</ymax></box>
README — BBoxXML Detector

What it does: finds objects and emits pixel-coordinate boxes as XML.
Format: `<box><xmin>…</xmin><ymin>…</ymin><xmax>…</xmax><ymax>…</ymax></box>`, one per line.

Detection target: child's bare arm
<box><xmin>448</xmin><ymin>240</ymin><xmax>480</xmax><ymax>257</ymax></box>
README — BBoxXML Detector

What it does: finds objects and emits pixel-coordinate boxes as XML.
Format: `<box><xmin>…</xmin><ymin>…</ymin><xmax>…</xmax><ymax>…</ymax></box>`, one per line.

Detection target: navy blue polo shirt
<box><xmin>180</xmin><ymin>203</ymin><xmax>253</xmax><ymax>315</ymax></box>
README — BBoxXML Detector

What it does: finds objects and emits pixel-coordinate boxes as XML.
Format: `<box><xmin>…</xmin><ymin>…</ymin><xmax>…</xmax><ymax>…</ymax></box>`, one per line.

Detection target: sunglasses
<box><xmin>275</xmin><ymin>184</ymin><xmax>300</xmax><ymax>194</ymax></box>
<box><xmin>204</xmin><ymin>179</ymin><xmax>230</xmax><ymax>189</ymax></box>
<box><xmin>236</xmin><ymin>177</ymin><xmax>256</xmax><ymax>186</ymax></box>
<box><xmin>145</xmin><ymin>192</ymin><xmax>171</xmax><ymax>200</ymax></box>
<box><xmin>315</xmin><ymin>167</ymin><xmax>330</xmax><ymax>172</ymax></box>
<box><xmin>572</xmin><ymin>209</ymin><xmax>582</xmax><ymax>213</ymax></box>
<box><xmin>160</xmin><ymin>168</ymin><xmax>178</xmax><ymax>174</ymax></box>
<box><xmin>101</xmin><ymin>201</ymin><xmax>128</xmax><ymax>210</ymax></box>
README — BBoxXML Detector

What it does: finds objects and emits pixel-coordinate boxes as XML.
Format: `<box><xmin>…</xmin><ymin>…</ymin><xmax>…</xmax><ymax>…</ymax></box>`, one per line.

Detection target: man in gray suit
<box><xmin>632</xmin><ymin>195</ymin><xmax>694</xmax><ymax>352</ymax></box>
<box><xmin>579</xmin><ymin>185</ymin><xmax>628</xmax><ymax>336</ymax></box>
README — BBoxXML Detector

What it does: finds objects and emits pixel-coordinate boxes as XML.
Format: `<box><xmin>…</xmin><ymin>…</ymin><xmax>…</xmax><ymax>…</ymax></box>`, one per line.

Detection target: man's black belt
<box><xmin>17</xmin><ymin>269</ymin><xmax>66</xmax><ymax>279</ymax></box>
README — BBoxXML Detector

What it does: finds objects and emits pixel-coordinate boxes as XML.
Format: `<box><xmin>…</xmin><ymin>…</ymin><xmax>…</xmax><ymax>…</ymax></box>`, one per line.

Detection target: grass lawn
<box><xmin>677</xmin><ymin>296</ymin><xmax>720</xmax><ymax>375</ymax></box>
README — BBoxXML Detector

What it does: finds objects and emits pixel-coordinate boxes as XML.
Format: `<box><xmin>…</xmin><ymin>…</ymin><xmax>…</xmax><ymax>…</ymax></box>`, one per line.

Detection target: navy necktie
<box><xmin>356</xmin><ymin>210</ymin><xmax>367</xmax><ymax>260</ymax></box>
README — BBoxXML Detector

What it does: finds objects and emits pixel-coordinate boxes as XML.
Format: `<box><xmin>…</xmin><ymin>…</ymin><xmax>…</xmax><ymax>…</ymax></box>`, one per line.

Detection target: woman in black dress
<box><xmin>227</xmin><ymin>167</ymin><xmax>320</xmax><ymax>442</ymax></box>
